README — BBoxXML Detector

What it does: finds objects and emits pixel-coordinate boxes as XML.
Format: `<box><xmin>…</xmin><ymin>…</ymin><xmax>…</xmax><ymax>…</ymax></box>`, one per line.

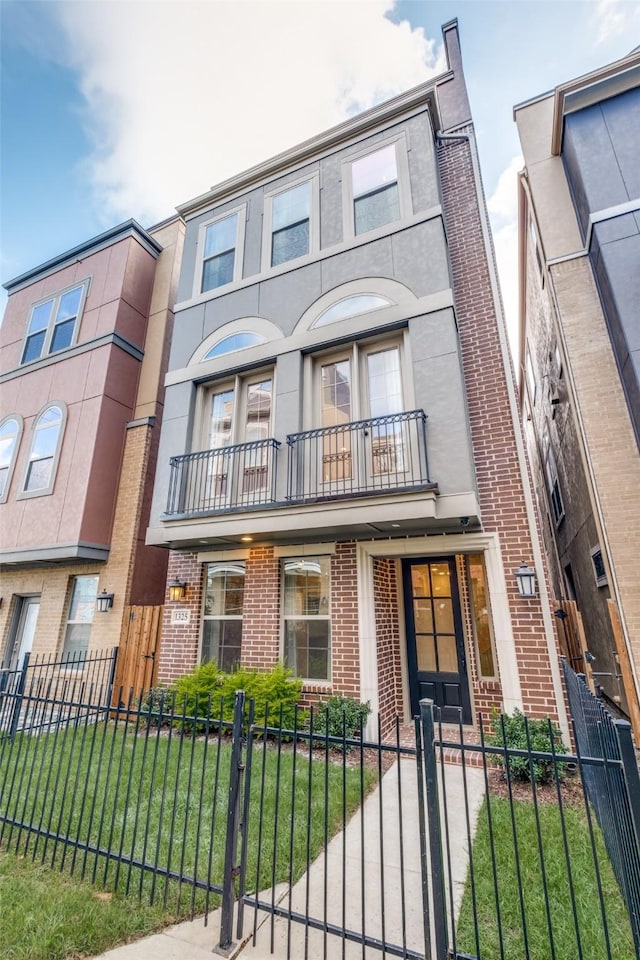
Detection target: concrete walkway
<box><xmin>91</xmin><ymin>759</ymin><xmax>485</xmax><ymax>960</ymax></box>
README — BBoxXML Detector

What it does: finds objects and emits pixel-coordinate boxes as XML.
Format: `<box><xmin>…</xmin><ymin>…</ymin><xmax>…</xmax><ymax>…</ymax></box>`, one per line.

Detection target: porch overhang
<box><xmin>146</xmin><ymin>490</ymin><xmax>481</xmax><ymax>549</ymax></box>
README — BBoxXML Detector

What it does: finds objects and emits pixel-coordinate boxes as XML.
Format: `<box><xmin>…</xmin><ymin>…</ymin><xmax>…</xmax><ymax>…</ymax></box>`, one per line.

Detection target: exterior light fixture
<box><xmin>168</xmin><ymin>579</ymin><xmax>187</xmax><ymax>602</ymax></box>
<box><xmin>240</xmin><ymin>535</ymin><xmax>253</xmax><ymax>542</ymax></box>
<box><xmin>96</xmin><ymin>590</ymin><xmax>114</xmax><ymax>613</ymax></box>
<box><xmin>514</xmin><ymin>562</ymin><xmax>536</xmax><ymax>597</ymax></box>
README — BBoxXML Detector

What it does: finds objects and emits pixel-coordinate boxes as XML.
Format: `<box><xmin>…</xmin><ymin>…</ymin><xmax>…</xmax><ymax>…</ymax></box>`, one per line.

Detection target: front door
<box><xmin>7</xmin><ymin>597</ymin><xmax>40</xmax><ymax>670</ymax></box>
<box><xmin>402</xmin><ymin>558</ymin><xmax>472</xmax><ymax>724</ymax></box>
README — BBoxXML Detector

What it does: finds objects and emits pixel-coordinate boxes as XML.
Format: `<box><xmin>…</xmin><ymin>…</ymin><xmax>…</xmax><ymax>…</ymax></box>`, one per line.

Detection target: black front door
<box><xmin>402</xmin><ymin>557</ymin><xmax>472</xmax><ymax>724</ymax></box>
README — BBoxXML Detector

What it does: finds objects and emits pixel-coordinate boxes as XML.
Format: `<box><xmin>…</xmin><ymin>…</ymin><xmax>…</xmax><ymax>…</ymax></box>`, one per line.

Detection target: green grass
<box><xmin>456</xmin><ymin>795</ymin><xmax>636</xmax><ymax>960</ymax></box>
<box><xmin>0</xmin><ymin>847</ymin><xmax>171</xmax><ymax>960</ymax></box>
<box><xmin>0</xmin><ymin>719</ymin><xmax>375</xmax><ymax>958</ymax></box>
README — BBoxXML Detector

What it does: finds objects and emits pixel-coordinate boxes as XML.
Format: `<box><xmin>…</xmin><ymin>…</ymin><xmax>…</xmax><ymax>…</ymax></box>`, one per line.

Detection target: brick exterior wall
<box><xmin>373</xmin><ymin>557</ymin><xmax>403</xmax><ymax>731</ymax></box>
<box><xmin>437</xmin><ymin>131</ymin><xmax>561</xmax><ymax>720</ymax></box>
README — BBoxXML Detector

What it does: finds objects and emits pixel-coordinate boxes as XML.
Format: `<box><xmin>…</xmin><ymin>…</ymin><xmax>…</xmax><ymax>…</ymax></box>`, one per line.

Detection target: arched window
<box><xmin>0</xmin><ymin>416</ymin><xmax>22</xmax><ymax>501</ymax></box>
<box><xmin>22</xmin><ymin>404</ymin><xmax>65</xmax><ymax>494</ymax></box>
<box><xmin>203</xmin><ymin>331</ymin><xmax>267</xmax><ymax>360</ymax></box>
<box><xmin>311</xmin><ymin>294</ymin><xmax>393</xmax><ymax>329</ymax></box>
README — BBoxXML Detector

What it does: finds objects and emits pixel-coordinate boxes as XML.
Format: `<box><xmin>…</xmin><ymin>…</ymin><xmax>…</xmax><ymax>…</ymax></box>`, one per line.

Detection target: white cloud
<box><xmin>52</xmin><ymin>1</ymin><xmax>444</xmax><ymax>225</ymax></box>
<box><xmin>487</xmin><ymin>154</ymin><xmax>523</xmax><ymax>364</ymax></box>
<box><xmin>591</xmin><ymin>0</ymin><xmax>639</xmax><ymax>44</ymax></box>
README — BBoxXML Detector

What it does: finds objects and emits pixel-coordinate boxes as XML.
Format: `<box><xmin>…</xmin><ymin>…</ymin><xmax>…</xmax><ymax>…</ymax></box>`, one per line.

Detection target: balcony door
<box><xmin>205</xmin><ymin>374</ymin><xmax>273</xmax><ymax>508</ymax></box>
<box><xmin>318</xmin><ymin>341</ymin><xmax>406</xmax><ymax>494</ymax></box>
<box><xmin>402</xmin><ymin>558</ymin><xmax>471</xmax><ymax>724</ymax></box>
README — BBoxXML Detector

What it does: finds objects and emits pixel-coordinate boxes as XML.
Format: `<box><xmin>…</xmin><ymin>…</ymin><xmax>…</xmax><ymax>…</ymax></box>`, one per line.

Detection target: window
<box><xmin>198</xmin><ymin>208</ymin><xmax>245</xmax><ymax>294</ymax></box>
<box><xmin>352</xmin><ymin>144</ymin><xmax>400</xmax><ymax>235</ymax></box>
<box><xmin>590</xmin><ymin>546</ymin><xmax>608</xmax><ymax>588</ymax></box>
<box><xmin>271</xmin><ymin>181</ymin><xmax>311</xmax><ymax>266</ymax></box>
<box><xmin>312</xmin><ymin>294</ymin><xmax>392</xmax><ymax>329</ymax></box>
<box><xmin>201</xmin><ymin>372</ymin><xmax>274</xmax><ymax>507</ymax></box>
<box><xmin>466</xmin><ymin>555</ymin><xmax>496</xmax><ymax>678</ymax></box>
<box><xmin>525</xmin><ymin>348</ymin><xmax>537</xmax><ymax>404</ymax></box>
<box><xmin>544</xmin><ymin>442</ymin><xmax>564</xmax><ymax>525</ymax></box>
<box><xmin>203</xmin><ymin>331</ymin><xmax>266</xmax><ymax>360</ymax></box>
<box><xmin>62</xmin><ymin>575</ymin><xmax>99</xmax><ymax>661</ymax></box>
<box><xmin>317</xmin><ymin>340</ymin><xmax>405</xmax><ymax>484</ymax></box>
<box><xmin>21</xmin><ymin>404</ymin><xmax>65</xmax><ymax>496</ymax></box>
<box><xmin>0</xmin><ymin>416</ymin><xmax>22</xmax><ymax>501</ymax></box>
<box><xmin>202</xmin><ymin>563</ymin><xmax>245</xmax><ymax>669</ymax></box>
<box><xmin>21</xmin><ymin>282</ymin><xmax>88</xmax><ymax>365</ymax></box>
<box><xmin>283</xmin><ymin>557</ymin><xmax>331</xmax><ymax>681</ymax></box>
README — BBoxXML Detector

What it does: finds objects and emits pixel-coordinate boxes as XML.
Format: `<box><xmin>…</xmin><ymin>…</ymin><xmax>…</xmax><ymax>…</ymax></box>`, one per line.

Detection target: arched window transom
<box><xmin>312</xmin><ymin>294</ymin><xmax>393</xmax><ymax>329</ymax></box>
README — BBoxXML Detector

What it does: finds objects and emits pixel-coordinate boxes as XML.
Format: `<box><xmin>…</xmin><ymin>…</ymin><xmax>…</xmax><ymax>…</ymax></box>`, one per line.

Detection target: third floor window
<box><xmin>21</xmin><ymin>281</ymin><xmax>88</xmax><ymax>365</ymax></box>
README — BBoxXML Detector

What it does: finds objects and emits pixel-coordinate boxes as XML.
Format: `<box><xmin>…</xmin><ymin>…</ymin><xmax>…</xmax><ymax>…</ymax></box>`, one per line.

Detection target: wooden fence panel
<box><xmin>114</xmin><ymin>605</ymin><xmax>162</xmax><ymax>703</ymax></box>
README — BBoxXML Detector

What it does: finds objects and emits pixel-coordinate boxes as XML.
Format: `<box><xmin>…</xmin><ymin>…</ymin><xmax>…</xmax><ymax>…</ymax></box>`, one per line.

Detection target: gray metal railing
<box><xmin>165</xmin><ymin>438</ymin><xmax>280</xmax><ymax>517</ymax></box>
<box><xmin>286</xmin><ymin>409</ymin><xmax>431</xmax><ymax>503</ymax></box>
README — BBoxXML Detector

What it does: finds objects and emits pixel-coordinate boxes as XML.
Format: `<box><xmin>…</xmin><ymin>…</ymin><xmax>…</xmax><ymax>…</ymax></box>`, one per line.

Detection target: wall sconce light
<box><xmin>514</xmin><ymin>562</ymin><xmax>537</xmax><ymax>597</ymax></box>
<box><xmin>96</xmin><ymin>590</ymin><xmax>114</xmax><ymax>613</ymax></box>
<box><xmin>168</xmin><ymin>579</ymin><xmax>187</xmax><ymax>602</ymax></box>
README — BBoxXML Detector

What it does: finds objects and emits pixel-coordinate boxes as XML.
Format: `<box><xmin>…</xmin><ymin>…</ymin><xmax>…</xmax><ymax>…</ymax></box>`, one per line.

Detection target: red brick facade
<box><xmin>437</xmin><ymin>132</ymin><xmax>560</xmax><ymax>719</ymax></box>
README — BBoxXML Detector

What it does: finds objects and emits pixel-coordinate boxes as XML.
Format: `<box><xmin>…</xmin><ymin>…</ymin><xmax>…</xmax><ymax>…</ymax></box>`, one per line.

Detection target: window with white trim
<box><xmin>311</xmin><ymin>294</ymin><xmax>393</xmax><ymax>328</ymax></box>
<box><xmin>21</xmin><ymin>281</ymin><xmax>88</xmax><ymax>365</ymax></box>
<box><xmin>271</xmin><ymin>181</ymin><xmax>311</xmax><ymax>266</ymax></box>
<box><xmin>199</xmin><ymin>371</ymin><xmax>274</xmax><ymax>508</ymax></box>
<box><xmin>202</xmin><ymin>563</ymin><xmax>245</xmax><ymax>669</ymax></box>
<box><xmin>0</xmin><ymin>416</ymin><xmax>22</xmax><ymax>501</ymax></box>
<box><xmin>352</xmin><ymin>144</ymin><xmax>400</xmax><ymax>235</ymax></box>
<box><xmin>62</xmin><ymin>575</ymin><xmax>99</xmax><ymax>661</ymax></box>
<box><xmin>21</xmin><ymin>404</ymin><xmax>65</xmax><ymax>495</ymax></box>
<box><xmin>203</xmin><ymin>331</ymin><xmax>266</xmax><ymax>360</ymax></box>
<box><xmin>198</xmin><ymin>208</ymin><xmax>245</xmax><ymax>294</ymax></box>
<box><xmin>544</xmin><ymin>442</ymin><xmax>564</xmax><ymax>526</ymax></box>
<box><xmin>283</xmin><ymin>557</ymin><xmax>331</xmax><ymax>681</ymax></box>
<box><xmin>590</xmin><ymin>547</ymin><xmax>608</xmax><ymax>587</ymax></box>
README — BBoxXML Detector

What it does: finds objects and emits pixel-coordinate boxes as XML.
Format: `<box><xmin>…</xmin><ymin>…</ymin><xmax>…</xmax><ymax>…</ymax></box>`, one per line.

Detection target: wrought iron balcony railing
<box><xmin>165</xmin><ymin>439</ymin><xmax>280</xmax><ymax>517</ymax></box>
<box><xmin>286</xmin><ymin>409</ymin><xmax>431</xmax><ymax>503</ymax></box>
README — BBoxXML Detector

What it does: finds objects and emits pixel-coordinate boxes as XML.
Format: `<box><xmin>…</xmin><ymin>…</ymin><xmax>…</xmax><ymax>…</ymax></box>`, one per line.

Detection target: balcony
<box><xmin>286</xmin><ymin>410</ymin><xmax>431</xmax><ymax>503</ymax></box>
<box><xmin>165</xmin><ymin>439</ymin><xmax>280</xmax><ymax>517</ymax></box>
<box><xmin>164</xmin><ymin>411</ymin><xmax>433</xmax><ymax>521</ymax></box>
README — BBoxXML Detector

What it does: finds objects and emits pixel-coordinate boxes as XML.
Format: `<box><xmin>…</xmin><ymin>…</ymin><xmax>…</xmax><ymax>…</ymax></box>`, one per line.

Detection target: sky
<box><xmin>1</xmin><ymin>0</ymin><xmax>639</xmax><ymax>352</ymax></box>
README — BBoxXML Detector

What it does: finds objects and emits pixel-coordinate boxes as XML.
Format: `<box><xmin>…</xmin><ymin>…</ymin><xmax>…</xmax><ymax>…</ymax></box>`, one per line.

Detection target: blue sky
<box><xmin>1</xmin><ymin>0</ymin><xmax>638</xmax><ymax>339</ymax></box>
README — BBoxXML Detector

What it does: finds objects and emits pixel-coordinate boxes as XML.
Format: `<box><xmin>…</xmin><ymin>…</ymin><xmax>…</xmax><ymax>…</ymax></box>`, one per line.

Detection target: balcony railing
<box><xmin>165</xmin><ymin>439</ymin><xmax>280</xmax><ymax>517</ymax></box>
<box><xmin>286</xmin><ymin>409</ymin><xmax>431</xmax><ymax>503</ymax></box>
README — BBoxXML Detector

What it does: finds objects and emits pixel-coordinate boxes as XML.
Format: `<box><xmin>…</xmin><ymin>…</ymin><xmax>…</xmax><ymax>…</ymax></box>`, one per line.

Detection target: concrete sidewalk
<box><xmin>91</xmin><ymin>759</ymin><xmax>485</xmax><ymax>960</ymax></box>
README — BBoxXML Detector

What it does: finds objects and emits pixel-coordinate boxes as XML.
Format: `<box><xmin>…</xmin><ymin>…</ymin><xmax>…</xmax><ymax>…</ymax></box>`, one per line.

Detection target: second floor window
<box><xmin>352</xmin><ymin>144</ymin><xmax>400</xmax><ymax>236</ymax></box>
<box><xmin>201</xmin><ymin>212</ymin><xmax>240</xmax><ymax>293</ymax></box>
<box><xmin>21</xmin><ymin>282</ymin><xmax>87</xmax><ymax>365</ymax></box>
<box><xmin>23</xmin><ymin>404</ymin><xmax>64</xmax><ymax>494</ymax></box>
<box><xmin>0</xmin><ymin>416</ymin><xmax>22</xmax><ymax>501</ymax></box>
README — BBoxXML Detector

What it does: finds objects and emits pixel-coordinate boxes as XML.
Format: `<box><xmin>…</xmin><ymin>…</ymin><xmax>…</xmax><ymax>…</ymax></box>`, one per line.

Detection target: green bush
<box><xmin>310</xmin><ymin>695</ymin><xmax>372</xmax><ymax>742</ymax></box>
<box><xmin>487</xmin><ymin>709</ymin><xmax>566</xmax><ymax>784</ymax></box>
<box><xmin>172</xmin><ymin>662</ymin><xmax>304</xmax><ymax>730</ymax></box>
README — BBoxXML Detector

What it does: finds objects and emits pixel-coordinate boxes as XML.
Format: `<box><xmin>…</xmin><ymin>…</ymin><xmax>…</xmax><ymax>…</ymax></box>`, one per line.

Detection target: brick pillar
<box><xmin>373</xmin><ymin>557</ymin><xmax>402</xmax><ymax>732</ymax></box>
<box><xmin>438</xmin><ymin>131</ymin><xmax>561</xmax><ymax>720</ymax></box>
<box><xmin>157</xmin><ymin>550</ymin><xmax>203</xmax><ymax>683</ymax></box>
<box><xmin>330</xmin><ymin>542</ymin><xmax>360</xmax><ymax>699</ymax></box>
<box><xmin>241</xmin><ymin>546</ymin><xmax>280</xmax><ymax>669</ymax></box>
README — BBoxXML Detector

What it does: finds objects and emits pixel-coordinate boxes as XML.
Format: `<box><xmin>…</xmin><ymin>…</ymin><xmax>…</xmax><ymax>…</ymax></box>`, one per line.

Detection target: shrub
<box><xmin>172</xmin><ymin>662</ymin><xmax>304</xmax><ymax>730</ymax></box>
<box><xmin>310</xmin><ymin>695</ymin><xmax>372</xmax><ymax>743</ymax></box>
<box><xmin>487</xmin><ymin>709</ymin><xmax>566</xmax><ymax>784</ymax></box>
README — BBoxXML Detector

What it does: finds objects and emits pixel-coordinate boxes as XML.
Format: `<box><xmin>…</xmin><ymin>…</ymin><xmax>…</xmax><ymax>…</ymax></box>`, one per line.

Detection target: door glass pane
<box><xmin>468</xmin><ymin>554</ymin><xmax>495</xmax><ymax>677</ymax></box>
<box><xmin>367</xmin><ymin>347</ymin><xmax>402</xmax><ymax>417</ymax></box>
<box><xmin>321</xmin><ymin>360</ymin><xmax>351</xmax><ymax>482</ymax></box>
<box><xmin>434</xmin><ymin>598</ymin><xmax>454</xmax><ymax>634</ymax></box>
<box><xmin>411</xmin><ymin>565</ymin><xmax>430</xmax><ymax>597</ymax></box>
<box><xmin>431</xmin><ymin>564</ymin><xmax>451</xmax><ymax>597</ymax></box>
<box><xmin>245</xmin><ymin>380</ymin><xmax>272</xmax><ymax>442</ymax></box>
<box><xmin>416</xmin><ymin>634</ymin><xmax>436</xmax><ymax>671</ymax></box>
<box><xmin>210</xmin><ymin>389</ymin><xmax>235</xmax><ymax>448</ymax></box>
<box><xmin>413</xmin><ymin>599</ymin><xmax>433</xmax><ymax>634</ymax></box>
<box><xmin>437</xmin><ymin>635</ymin><xmax>458</xmax><ymax>673</ymax></box>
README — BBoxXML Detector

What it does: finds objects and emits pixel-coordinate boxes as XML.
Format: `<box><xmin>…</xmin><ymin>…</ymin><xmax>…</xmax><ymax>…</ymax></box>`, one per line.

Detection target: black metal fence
<box><xmin>286</xmin><ymin>409</ymin><xmax>432</xmax><ymax>503</ymax></box>
<box><xmin>562</xmin><ymin>658</ymin><xmax>640</xmax><ymax>954</ymax></box>
<box><xmin>0</xmin><ymin>648</ymin><xmax>117</xmax><ymax>739</ymax></box>
<box><xmin>1</xmin><ymin>676</ymin><xmax>639</xmax><ymax>960</ymax></box>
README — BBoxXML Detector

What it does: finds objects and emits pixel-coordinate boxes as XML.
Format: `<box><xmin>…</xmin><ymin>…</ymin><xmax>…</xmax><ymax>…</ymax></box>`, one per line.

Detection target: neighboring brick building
<box><xmin>0</xmin><ymin>218</ymin><xmax>184</xmax><ymax>672</ymax></box>
<box><xmin>147</xmin><ymin>21</ymin><xmax>568</xmax><ymax>737</ymax></box>
<box><xmin>515</xmin><ymin>49</ymin><xmax>640</xmax><ymax>728</ymax></box>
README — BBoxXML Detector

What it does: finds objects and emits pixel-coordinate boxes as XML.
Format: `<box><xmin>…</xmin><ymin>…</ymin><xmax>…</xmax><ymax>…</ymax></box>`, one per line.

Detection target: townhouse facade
<box><xmin>0</xmin><ymin>218</ymin><xmax>184</xmax><ymax>680</ymax></box>
<box><xmin>514</xmin><ymin>50</ymin><xmax>640</xmax><ymax>730</ymax></box>
<box><xmin>147</xmin><ymin>20</ymin><xmax>567</xmax><ymax>736</ymax></box>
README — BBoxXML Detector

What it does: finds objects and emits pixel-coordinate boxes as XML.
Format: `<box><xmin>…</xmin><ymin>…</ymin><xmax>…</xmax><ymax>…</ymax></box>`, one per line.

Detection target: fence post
<box><xmin>420</xmin><ymin>698</ymin><xmax>448</xmax><ymax>960</ymax></box>
<box><xmin>616</xmin><ymin>720</ymin><xmax>640</xmax><ymax>841</ymax></box>
<box><xmin>9</xmin><ymin>652</ymin><xmax>30</xmax><ymax>740</ymax></box>
<box><xmin>216</xmin><ymin>690</ymin><xmax>246</xmax><ymax>956</ymax></box>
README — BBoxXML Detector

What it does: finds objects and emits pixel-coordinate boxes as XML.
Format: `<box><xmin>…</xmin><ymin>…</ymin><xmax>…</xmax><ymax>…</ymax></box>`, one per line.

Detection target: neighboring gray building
<box><xmin>148</xmin><ymin>21</ymin><xmax>567</xmax><ymax>738</ymax></box>
<box><xmin>515</xmin><ymin>48</ymin><xmax>640</xmax><ymax>729</ymax></box>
